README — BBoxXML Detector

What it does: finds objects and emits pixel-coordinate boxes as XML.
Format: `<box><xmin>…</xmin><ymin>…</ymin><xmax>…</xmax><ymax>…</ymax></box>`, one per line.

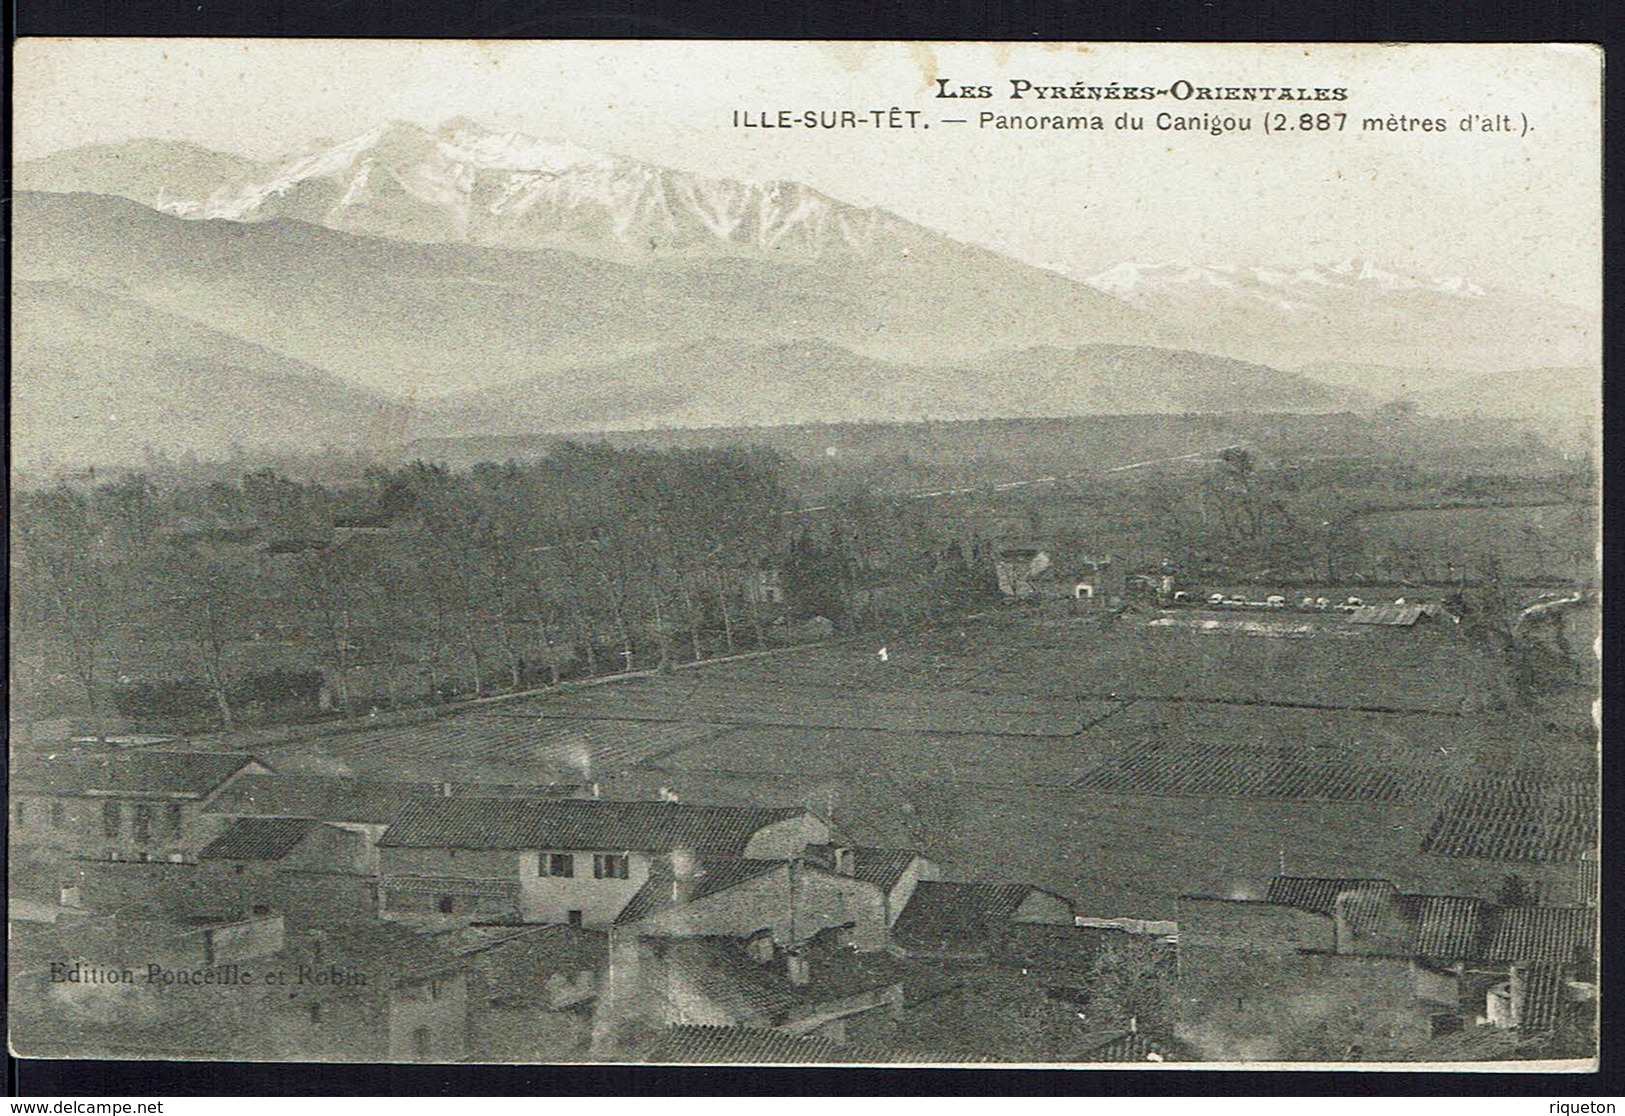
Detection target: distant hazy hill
<box><xmin>1089</xmin><ymin>258</ymin><xmax>1598</xmax><ymax>373</ymax></box>
<box><xmin>967</xmin><ymin>346</ymin><xmax>1369</xmax><ymax>415</ymax></box>
<box><xmin>424</xmin><ymin>339</ymin><xmax>1367</xmax><ymax>437</ymax></box>
<box><xmin>1295</xmin><ymin>360</ymin><xmax>1472</xmax><ymax>401</ymax></box>
<box><xmin>12</xmin><ymin>190</ymin><xmax>1156</xmax><ymax>402</ymax></box>
<box><xmin>14</xmin><ymin>139</ymin><xmax>269</xmax><ymax>210</ymax></box>
<box><xmin>12</xmin><ymin>279</ymin><xmax>414</xmax><ymax>468</ymax></box>
<box><xmin>12</xmin><ymin>123</ymin><xmax>1595</xmax><ymax>466</ymax></box>
<box><xmin>1408</xmin><ymin>366</ymin><xmax>1599</xmax><ymax>446</ymax></box>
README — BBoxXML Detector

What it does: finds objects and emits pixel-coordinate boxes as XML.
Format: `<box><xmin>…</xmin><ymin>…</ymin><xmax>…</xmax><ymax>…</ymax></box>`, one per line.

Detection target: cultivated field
<box><xmin>257</xmin><ymin>605</ymin><xmax>1595</xmax><ymax>919</ymax></box>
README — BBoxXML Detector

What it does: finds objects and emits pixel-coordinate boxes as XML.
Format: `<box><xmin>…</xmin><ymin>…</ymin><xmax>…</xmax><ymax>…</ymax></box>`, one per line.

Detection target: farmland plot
<box><xmin>258</xmin><ymin>606</ymin><xmax>1593</xmax><ymax>918</ymax></box>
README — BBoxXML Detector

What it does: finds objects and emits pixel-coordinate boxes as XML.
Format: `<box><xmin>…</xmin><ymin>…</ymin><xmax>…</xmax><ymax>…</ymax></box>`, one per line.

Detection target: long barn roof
<box><xmin>378</xmin><ymin>796</ymin><xmax>810</xmax><ymax>854</ymax></box>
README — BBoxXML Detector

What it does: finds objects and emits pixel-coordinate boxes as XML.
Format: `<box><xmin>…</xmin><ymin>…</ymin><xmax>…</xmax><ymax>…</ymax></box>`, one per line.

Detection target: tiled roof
<box><xmin>276</xmin><ymin>921</ymin><xmax>465</xmax><ymax>988</ymax></box>
<box><xmin>654</xmin><ymin>939</ymin><xmax>805</xmax><ymax>1021</ymax></box>
<box><xmin>454</xmin><ymin>922</ymin><xmax>607</xmax><ymax>964</ymax></box>
<box><xmin>1517</xmin><ymin>963</ymin><xmax>1568</xmax><ymax>1034</ymax></box>
<box><xmin>642</xmin><ymin>933</ymin><xmax>905</xmax><ymax>1025</ymax></box>
<box><xmin>1266</xmin><ymin>877</ymin><xmax>1397</xmax><ymax>916</ymax></box>
<box><xmin>1483</xmin><ymin>906</ymin><xmax>1596</xmax><ymax>963</ymax></box>
<box><xmin>849</xmin><ymin>847</ymin><xmax>924</xmax><ymax>893</ymax></box>
<box><xmin>1076</xmin><ymin>1031</ymin><xmax>1186</xmax><ymax>1063</ymax></box>
<box><xmin>614</xmin><ymin>858</ymin><xmax>782</xmax><ymax>926</ymax></box>
<box><xmin>1389</xmin><ymin>1025</ymin><xmax>1533</xmax><ymax>1063</ymax></box>
<box><xmin>1334</xmin><ymin>889</ymin><xmax>1410</xmax><ymax>950</ymax></box>
<box><xmin>206</xmin><ymin>774</ymin><xmax>438</xmax><ymax>824</ymax></box>
<box><xmin>208</xmin><ymin>774</ymin><xmax>588</xmax><ymax>825</ymax></box>
<box><xmin>378</xmin><ymin>797</ymin><xmax>808</xmax><ymax>854</ymax></box>
<box><xmin>892</xmin><ymin>882</ymin><xmax>1051</xmax><ymax>954</ymax></box>
<box><xmin>1401</xmin><ymin>895</ymin><xmax>1490</xmax><ymax>957</ymax></box>
<box><xmin>198</xmin><ymin>817</ymin><xmax>321</xmax><ymax>861</ymax></box>
<box><xmin>644</xmin><ymin>1025</ymin><xmax>848</xmax><ymax>1064</ymax></box>
<box><xmin>11</xmin><ymin>749</ymin><xmax>260</xmax><ymax>798</ymax></box>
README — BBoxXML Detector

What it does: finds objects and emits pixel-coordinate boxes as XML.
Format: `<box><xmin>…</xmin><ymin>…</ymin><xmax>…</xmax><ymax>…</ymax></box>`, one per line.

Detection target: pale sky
<box><xmin>13</xmin><ymin>39</ymin><xmax>1603</xmax><ymax>306</ymax></box>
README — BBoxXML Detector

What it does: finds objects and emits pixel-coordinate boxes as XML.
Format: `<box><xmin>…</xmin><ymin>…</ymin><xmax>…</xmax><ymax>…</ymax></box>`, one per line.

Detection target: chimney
<box><xmin>439</xmin><ymin>782</ymin><xmax>453</xmax><ymax>797</ymax></box>
<box><xmin>785</xmin><ymin>948</ymin><xmax>810</xmax><ymax>986</ymax></box>
<box><xmin>669</xmin><ymin>850</ymin><xmax>702</xmax><ymax>903</ymax></box>
<box><xmin>834</xmin><ymin>847</ymin><xmax>854</xmax><ymax>876</ymax></box>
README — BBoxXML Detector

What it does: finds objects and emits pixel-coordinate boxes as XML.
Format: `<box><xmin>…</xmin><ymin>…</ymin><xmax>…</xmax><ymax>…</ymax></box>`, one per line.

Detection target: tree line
<box><xmin>11</xmin><ymin>445</ymin><xmax>995</xmax><ymax>734</ymax></box>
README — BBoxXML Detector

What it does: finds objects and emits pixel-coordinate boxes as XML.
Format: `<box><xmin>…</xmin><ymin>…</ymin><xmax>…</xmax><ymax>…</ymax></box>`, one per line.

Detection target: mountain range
<box><xmin>11</xmin><ymin>120</ymin><xmax>1601</xmax><ymax>467</ymax></box>
<box><xmin>1083</xmin><ymin>258</ymin><xmax>1596</xmax><ymax>373</ymax></box>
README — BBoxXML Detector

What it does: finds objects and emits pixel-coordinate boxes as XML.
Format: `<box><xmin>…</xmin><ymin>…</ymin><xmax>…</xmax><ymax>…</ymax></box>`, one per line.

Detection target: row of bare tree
<box><xmin>11</xmin><ymin>445</ymin><xmax>996</xmax><ymax>734</ymax></box>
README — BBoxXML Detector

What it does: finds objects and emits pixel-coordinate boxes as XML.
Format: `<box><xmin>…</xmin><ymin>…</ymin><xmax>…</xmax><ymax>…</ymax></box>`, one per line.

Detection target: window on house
<box><xmin>103</xmin><ymin>801</ymin><xmax>121</xmax><ymax>839</ymax></box>
<box><xmin>309</xmin><ymin>1002</ymin><xmax>323</xmax><ymax>1025</ymax></box>
<box><xmin>412</xmin><ymin>1026</ymin><xmax>433</xmax><ymax>1059</ymax></box>
<box><xmin>51</xmin><ymin>801</ymin><xmax>66</xmax><ymax>829</ymax></box>
<box><xmin>15</xmin><ymin>800</ymin><xmax>27</xmax><ymax>827</ymax></box>
<box><xmin>568</xmin><ymin>910</ymin><xmax>583</xmax><ymax>928</ymax></box>
<box><xmin>132</xmin><ymin>804</ymin><xmax>153</xmax><ymax>845</ymax></box>
<box><xmin>438</xmin><ymin>896</ymin><xmax>456</xmax><ymax>914</ymax></box>
<box><xmin>593</xmin><ymin>854</ymin><xmax>630</xmax><ymax>879</ymax></box>
<box><xmin>168</xmin><ymin>804</ymin><xmax>184</xmax><ymax>836</ymax></box>
<box><xmin>544</xmin><ymin>853</ymin><xmax>574</xmax><ymax>878</ymax></box>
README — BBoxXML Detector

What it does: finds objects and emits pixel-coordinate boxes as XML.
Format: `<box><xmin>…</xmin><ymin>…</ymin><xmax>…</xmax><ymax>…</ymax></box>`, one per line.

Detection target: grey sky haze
<box><xmin>13</xmin><ymin>39</ymin><xmax>1602</xmax><ymax>307</ymax></box>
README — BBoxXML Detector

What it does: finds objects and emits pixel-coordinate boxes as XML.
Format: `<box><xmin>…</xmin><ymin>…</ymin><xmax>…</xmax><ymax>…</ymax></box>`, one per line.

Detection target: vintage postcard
<box><xmin>8</xmin><ymin>40</ymin><xmax>1601</xmax><ymax>1069</ymax></box>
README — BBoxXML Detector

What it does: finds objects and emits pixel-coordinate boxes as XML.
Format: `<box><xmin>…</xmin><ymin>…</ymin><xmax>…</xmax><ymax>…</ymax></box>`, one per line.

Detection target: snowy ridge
<box><xmin>1088</xmin><ymin>257</ymin><xmax>1489</xmax><ymax>311</ymax></box>
<box><xmin>151</xmin><ymin>119</ymin><xmax>906</xmax><ymax>259</ymax></box>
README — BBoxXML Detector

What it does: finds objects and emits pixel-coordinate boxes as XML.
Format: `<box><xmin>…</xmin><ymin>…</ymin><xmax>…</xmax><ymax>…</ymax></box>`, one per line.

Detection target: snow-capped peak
<box><xmin>149</xmin><ymin>118</ymin><xmax>908</xmax><ymax>262</ymax></box>
<box><xmin>1087</xmin><ymin>256</ymin><xmax>1492</xmax><ymax>307</ymax></box>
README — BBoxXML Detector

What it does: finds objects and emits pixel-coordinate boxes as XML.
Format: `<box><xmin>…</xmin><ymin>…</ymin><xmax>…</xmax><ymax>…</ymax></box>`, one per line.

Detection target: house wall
<box><xmin>76</xmin><ymin>858</ymin><xmax>378</xmax><ymax>926</ymax></box>
<box><xmin>1411</xmin><ymin>961</ymin><xmax>1462</xmax><ymax>1007</ymax></box>
<box><xmin>381</xmin><ymin>882</ymin><xmax>519</xmax><ymax>923</ymax></box>
<box><xmin>743</xmin><ymin>814</ymin><xmax>830</xmax><ymax>859</ymax></box>
<box><xmin>12</xmin><ymin>763</ymin><xmax>269</xmax><ymax>864</ymax></box>
<box><xmin>386</xmin><ymin>972</ymin><xmax>470</xmax><ymax>1061</ymax></box>
<box><xmin>470</xmin><ymin>1003</ymin><xmax>593</xmax><ymax>1062</ymax></box>
<box><xmin>205</xmin><ymin>914</ymin><xmax>286</xmax><ymax>963</ymax></box>
<box><xmin>280</xmin><ymin>825</ymin><xmax>372</xmax><ymax>875</ymax></box>
<box><xmin>265</xmin><ymin>984</ymin><xmax>387</xmax><ymax>1062</ymax></box>
<box><xmin>1175</xmin><ymin>897</ymin><xmax>1433</xmax><ymax>1060</ymax></box>
<box><xmin>1177</xmin><ymin>947</ymin><xmax>1436</xmax><ymax>1061</ymax></box>
<box><xmin>516</xmin><ymin>850</ymin><xmax>653</xmax><ymax>927</ymax></box>
<box><xmin>1015</xmin><ymin>890</ymin><xmax>1076</xmax><ymax>925</ymax></box>
<box><xmin>14</xmin><ymin>795</ymin><xmax>209</xmax><ymax>863</ymax></box>
<box><xmin>626</xmin><ymin>864</ymin><xmax>890</xmax><ymax>950</ymax></box>
<box><xmin>885</xmin><ymin>856</ymin><xmax>940</xmax><ymax>927</ymax></box>
<box><xmin>379</xmin><ymin>846</ymin><xmax>522</xmax><ymax>878</ymax></box>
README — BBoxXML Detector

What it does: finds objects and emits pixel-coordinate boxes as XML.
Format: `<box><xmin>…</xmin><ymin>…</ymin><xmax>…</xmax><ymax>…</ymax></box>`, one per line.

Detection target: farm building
<box><xmin>455</xmin><ymin>923</ymin><xmax>608</xmax><ymax>1061</ymax></box>
<box><xmin>595</xmin><ymin>924</ymin><xmax>908</xmax><ymax>1055</ymax></box>
<box><xmin>376</xmin><ymin>797</ymin><xmax>828</xmax><ymax>927</ymax></box>
<box><xmin>994</xmin><ymin>547</ymin><xmax>1052</xmax><ymax>600</ymax></box>
<box><xmin>890</xmin><ymin>881</ymin><xmax>1075</xmax><ymax>960</ymax></box>
<box><xmin>1071</xmin><ymin>557</ymin><xmax>1125</xmax><ymax>602</ymax></box>
<box><xmin>1176</xmin><ymin>877</ymin><xmax>1598</xmax><ymax>1059</ymax></box>
<box><xmin>10</xmin><ymin>748</ymin><xmax>271</xmax><ymax>865</ymax></box>
<box><xmin>1346</xmin><ymin>603</ymin><xmax>1451</xmax><ymax>627</ymax></box>
<box><xmin>260</xmin><ymin>921</ymin><xmax>471</xmax><ymax>1062</ymax></box>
